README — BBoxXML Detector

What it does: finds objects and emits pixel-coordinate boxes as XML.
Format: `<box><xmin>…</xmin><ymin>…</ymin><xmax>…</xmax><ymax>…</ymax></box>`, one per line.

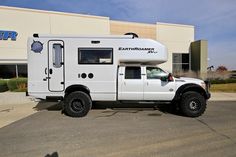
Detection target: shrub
<box><xmin>7</xmin><ymin>78</ymin><xmax>27</xmax><ymax>92</ymax></box>
<box><xmin>207</xmin><ymin>71</ymin><xmax>230</xmax><ymax>80</ymax></box>
<box><xmin>0</xmin><ymin>79</ymin><xmax>9</xmax><ymax>92</ymax></box>
<box><xmin>210</xmin><ymin>78</ymin><xmax>236</xmax><ymax>84</ymax></box>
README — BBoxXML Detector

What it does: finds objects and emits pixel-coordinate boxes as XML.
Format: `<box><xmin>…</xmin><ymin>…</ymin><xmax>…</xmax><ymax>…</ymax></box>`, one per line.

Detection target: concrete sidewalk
<box><xmin>0</xmin><ymin>92</ymin><xmax>37</xmax><ymax>128</ymax></box>
<box><xmin>0</xmin><ymin>92</ymin><xmax>235</xmax><ymax>128</ymax></box>
<box><xmin>210</xmin><ymin>92</ymin><xmax>236</xmax><ymax>101</ymax></box>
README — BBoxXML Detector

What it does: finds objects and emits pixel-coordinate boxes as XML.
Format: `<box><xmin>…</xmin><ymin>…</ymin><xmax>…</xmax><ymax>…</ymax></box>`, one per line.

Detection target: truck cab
<box><xmin>118</xmin><ymin>65</ymin><xmax>176</xmax><ymax>101</ymax></box>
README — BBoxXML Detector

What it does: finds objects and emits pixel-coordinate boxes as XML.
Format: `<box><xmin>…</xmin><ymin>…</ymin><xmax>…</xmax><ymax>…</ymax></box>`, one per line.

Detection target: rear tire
<box><xmin>180</xmin><ymin>91</ymin><xmax>206</xmax><ymax>117</ymax></box>
<box><xmin>64</xmin><ymin>91</ymin><xmax>92</xmax><ymax>117</ymax></box>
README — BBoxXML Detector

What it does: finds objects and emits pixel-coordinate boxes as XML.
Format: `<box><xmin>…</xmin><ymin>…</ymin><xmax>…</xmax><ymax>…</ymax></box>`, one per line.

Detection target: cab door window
<box><xmin>125</xmin><ymin>67</ymin><xmax>141</xmax><ymax>79</ymax></box>
<box><xmin>146</xmin><ymin>67</ymin><xmax>167</xmax><ymax>79</ymax></box>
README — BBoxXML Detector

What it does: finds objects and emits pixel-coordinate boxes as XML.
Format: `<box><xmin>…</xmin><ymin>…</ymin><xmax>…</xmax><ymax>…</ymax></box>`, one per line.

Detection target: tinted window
<box><xmin>125</xmin><ymin>67</ymin><xmax>141</xmax><ymax>79</ymax></box>
<box><xmin>173</xmin><ymin>53</ymin><xmax>189</xmax><ymax>64</ymax></box>
<box><xmin>146</xmin><ymin>67</ymin><xmax>167</xmax><ymax>79</ymax></box>
<box><xmin>0</xmin><ymin>65</ymin><xmax>16</xmax><ymax>78</ymax></box>
<box><xmin>0</xmin><ymin>64</ymin><xmax>27</xmax><ymax>78</ymax></box>
<box><xmin>78</xmin><ymin>48</ymin><xmax>113</xmax><ymax>64</ymax></box>
<box><xmin>18</xmin><ymin>64</ymin><xmax>27</xmax><ymax>77</ymax></box>
<box><xmin>172</xmin><ymin>53</ymin><xmax>190</xmax><ymax>73</ymax></box>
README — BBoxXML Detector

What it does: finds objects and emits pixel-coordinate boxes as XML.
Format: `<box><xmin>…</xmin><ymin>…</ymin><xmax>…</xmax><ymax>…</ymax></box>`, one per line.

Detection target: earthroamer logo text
<box><xmin>118</xmin><ymin>47</ymin><xmax>158</xmax><ymax>54</ymax></box>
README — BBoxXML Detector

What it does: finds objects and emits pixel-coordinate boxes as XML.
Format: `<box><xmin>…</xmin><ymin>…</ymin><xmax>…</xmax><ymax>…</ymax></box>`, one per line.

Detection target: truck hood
<box><xmin>175</xmin><ymin>77</ymin><xmax>204</xmax><ymax>84</ymax></box>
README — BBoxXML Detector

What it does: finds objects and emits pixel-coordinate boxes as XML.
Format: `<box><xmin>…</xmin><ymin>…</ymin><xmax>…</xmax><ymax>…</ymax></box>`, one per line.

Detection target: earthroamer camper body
<box><xmin>28</xmin><ymin>34</ymin><xmax>210</xmax><ymax>117</ymax></box>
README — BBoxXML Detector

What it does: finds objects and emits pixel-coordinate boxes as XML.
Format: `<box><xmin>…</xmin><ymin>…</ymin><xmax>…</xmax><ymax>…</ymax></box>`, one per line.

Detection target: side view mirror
<box><xmin>160</xmin><ymin>73</ymin><xmax>174</xmax><ymax>82</ymax></box>
<box><xmin>160</xmin><ymin>76</ymin><xmax>168</xmax><ymax>82</ymax></box>
<box><xmin>167</xmin><ymin>73</ymin><xmax>174</xmax><ymax>82</ymax></box>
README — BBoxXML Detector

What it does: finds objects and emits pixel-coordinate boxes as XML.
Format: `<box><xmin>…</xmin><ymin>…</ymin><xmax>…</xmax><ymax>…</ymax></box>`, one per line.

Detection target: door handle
<box><xmin>43</xmin><ymin>77</ymin><xmax>51</xmax><ymax>81</ymax></box>
<box><xmin>124</xmin><ymin>82</ymin><xmax>126</xmax><ymax>86</ymax></box>
<box><xmin>147</xmin><ymin>82</ymin><xmax>149</xmax><ymax>86</ymax></box>
<box><xmin>49</xmin><ymin>69</ymin><xmax>53</xmax><ymax>74</ymax></box>
<box><xmin>45</xmin><ymin>68</ymin><xmax>47</xmax><ymax>75</ymax></box>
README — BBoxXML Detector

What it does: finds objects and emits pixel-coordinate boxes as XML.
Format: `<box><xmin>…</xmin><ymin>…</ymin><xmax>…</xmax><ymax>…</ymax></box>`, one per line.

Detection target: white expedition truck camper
<box><xmin>27</xmin><ymin>34</ymin><xmax>210</xmax><ymax>117</ymax></box>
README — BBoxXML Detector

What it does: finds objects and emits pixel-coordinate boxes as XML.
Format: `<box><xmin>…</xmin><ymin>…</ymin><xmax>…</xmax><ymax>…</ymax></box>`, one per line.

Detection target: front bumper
<box><xmin>204</xmin><ymin>80</ymin><xmax>211</xmax><ymax>99</ymax></box>
<box><xmin>205</xmin><ymin>92</ymin><xmax>211</xmax><ymax>99</ymax></box>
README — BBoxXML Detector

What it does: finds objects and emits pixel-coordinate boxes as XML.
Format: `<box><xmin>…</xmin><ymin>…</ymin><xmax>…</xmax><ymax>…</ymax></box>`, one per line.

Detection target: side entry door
<box><xmin>118</xmin><ymin>66</ymin><xmax>144</xmax><ymax>100</ymax></box>
<box><xmin>48</xmin><ymin>40</ymin><xmax>64</xmax><ymax>92</ymax></box>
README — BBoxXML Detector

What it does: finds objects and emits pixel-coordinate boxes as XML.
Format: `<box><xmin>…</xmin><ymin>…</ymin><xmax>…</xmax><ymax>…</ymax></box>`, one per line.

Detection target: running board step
<box><xmin>120</xmin><ymin>101</ymin><xmax>171</xmax><ymax>104</ymax></box>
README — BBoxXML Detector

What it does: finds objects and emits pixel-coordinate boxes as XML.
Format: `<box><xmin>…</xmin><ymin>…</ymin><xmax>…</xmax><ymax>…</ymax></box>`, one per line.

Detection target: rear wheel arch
<box><xmin>65</xmin><ymin>85</ymin><xmax>90</xmax><ymax>98</ymax></box>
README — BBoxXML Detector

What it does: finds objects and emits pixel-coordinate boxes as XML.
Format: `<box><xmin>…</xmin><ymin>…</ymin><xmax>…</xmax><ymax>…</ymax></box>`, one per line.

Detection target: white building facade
<box><xmin>0</xmin><ymin>6</ymin><xmax>207</xmax><ymax>78</ymax></box>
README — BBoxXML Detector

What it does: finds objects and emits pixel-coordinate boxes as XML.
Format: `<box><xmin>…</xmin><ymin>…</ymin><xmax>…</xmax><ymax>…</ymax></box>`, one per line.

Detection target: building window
<box><xmin>172</xmin><ymin>53</ymin><xmax>190</xmax><ymax>73</ymax></box>
<box><xmin>78</xmin><ymin>48</ymin><xmax>113</xmax><ymax>64</ymax></box>
<box><xmin>0</xmin><ymin>64</ymin><xmax>27</xmax><ymax>79</ymax></box>
<box><xmin>17</xmin><ymin>64</ymin><xmax>27</xmax><ymax>77</ymax></box>
<box><xmin>125</xmin><ymin>67</ymin><xmax>141</xmax><ymax>79</ymax></box>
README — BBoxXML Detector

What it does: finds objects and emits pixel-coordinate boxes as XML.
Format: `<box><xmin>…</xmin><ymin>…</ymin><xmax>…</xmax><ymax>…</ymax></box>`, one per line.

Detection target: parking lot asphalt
<box><xmin>0</xmin><ymin>101</ymin><xmax>236</xmax><ymax>157</ymax></box>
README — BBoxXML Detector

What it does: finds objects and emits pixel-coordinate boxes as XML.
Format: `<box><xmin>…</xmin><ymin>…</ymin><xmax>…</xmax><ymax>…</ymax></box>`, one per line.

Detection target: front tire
<box><xmin>64</xmin><ymin>91</ymin><xmax>92</xmax><ymax>117</ymax></box>
<box><xmin>180</xmin><ymin>91</ymin><xmax>206</xmax><ymax>117</ymax></box>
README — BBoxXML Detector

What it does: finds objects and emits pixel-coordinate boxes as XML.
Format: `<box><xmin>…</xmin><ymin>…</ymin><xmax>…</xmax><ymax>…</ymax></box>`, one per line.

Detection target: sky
<box><xmin>0</xmin><ymin>0</ymin><xmax>236</xmax><ymax>70</ymax></box>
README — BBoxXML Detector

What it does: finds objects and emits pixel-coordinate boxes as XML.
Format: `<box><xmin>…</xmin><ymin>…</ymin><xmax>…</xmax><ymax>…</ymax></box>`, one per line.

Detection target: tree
<box><xmin>216</xmin><ymin>65</ymin><xmax>228</xmax><ymax>72</ymax></box>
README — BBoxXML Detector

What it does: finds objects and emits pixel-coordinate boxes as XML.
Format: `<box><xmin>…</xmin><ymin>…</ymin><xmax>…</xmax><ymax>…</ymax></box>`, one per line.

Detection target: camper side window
<box><xmin>52</xmin><ymin>44</ymin><xmax>62</xmax><ymax>68</ymax></box>
<box><xmin>78</xmin><ymin>48</ymin><xmax>113</xmax><ymax>64</ymax></box>
<box><xmin>125</xmin><ymin>67</ymin><xmax>141</xmax><ymax>79</ymax></box>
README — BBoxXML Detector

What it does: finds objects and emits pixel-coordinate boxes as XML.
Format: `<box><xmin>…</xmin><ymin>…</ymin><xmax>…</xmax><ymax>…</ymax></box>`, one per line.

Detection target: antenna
<box><xmin>124</xmin><ymin>32</ymin><xmax>139</xmax><ymax>38</ymax></box>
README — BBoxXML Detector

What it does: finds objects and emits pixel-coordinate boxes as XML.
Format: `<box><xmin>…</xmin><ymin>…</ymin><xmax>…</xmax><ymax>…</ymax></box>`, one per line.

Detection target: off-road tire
<box><xmin>180</xmin><ymin>91</ymin><xmax>206</xmax><ymax>117</ymax></box>
<box><xmin>64</xmin><ymin>91</ymin><xmax>92</xmax><ymax>117</ymax></box>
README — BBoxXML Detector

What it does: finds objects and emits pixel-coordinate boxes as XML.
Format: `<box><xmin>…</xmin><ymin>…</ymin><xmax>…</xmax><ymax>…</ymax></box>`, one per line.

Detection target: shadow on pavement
<box><xmin>45</xmin><ymin>152</ymin><xmax>59</xmax><ymax>157</ymax></box>
<box><xmin>33</xmin><ymin>100</ymin><xmax>181</xmax><ymax>116</ymax></box>
<box><xmin>33</xmin><ymin>101</ymin><xmax>63</xmax><ymax>111</ymax></box>
<box><xmin>93</xmin><ymin>101</ymin><xmax>181</xmax><ymax>116</ymax></box>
